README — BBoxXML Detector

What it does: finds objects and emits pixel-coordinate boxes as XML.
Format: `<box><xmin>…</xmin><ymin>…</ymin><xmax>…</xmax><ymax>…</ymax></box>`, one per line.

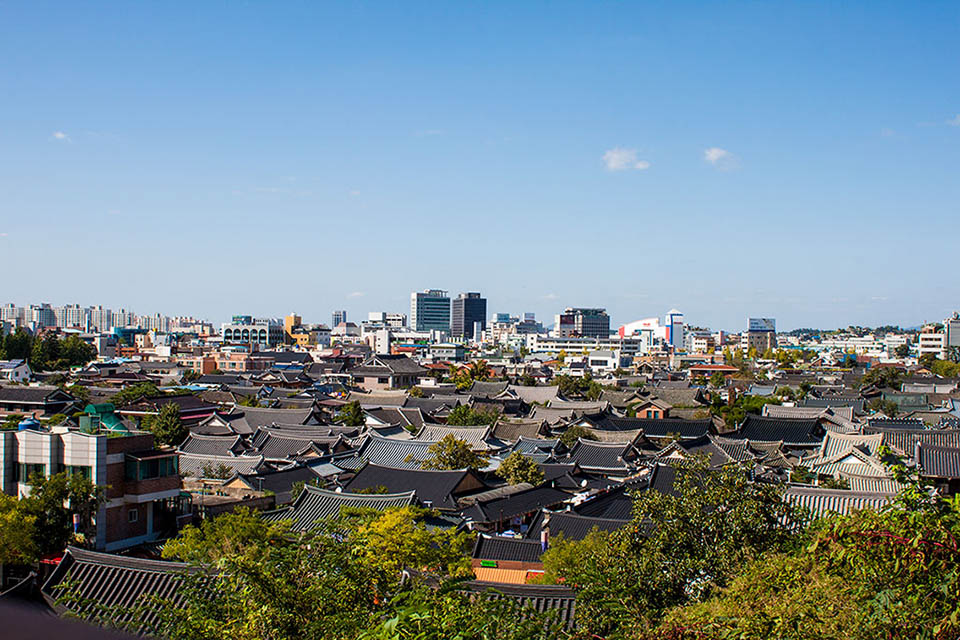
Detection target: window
<box><xmin>66</xmin><ymin>465</ymin><xmax>92</xmax><ymax>480</ymax></box>
<box><xmin>378</xmin><ymin>377</ymin><xmax>389</xmax><ymax>384</ymax></box>
<box><xmin>125</xmin><ymin>455</ymin><xmax>178</xmax><ymax>481</ymax></box>
<box><xmin>16</xmin><ymin>463</ymin><xmax>46</xmax><ymax>482</ymax></box>
<box><xmin>128</xmin><ymin>509</ymin><xmax>138</xmax><ymax>523</ymax></box>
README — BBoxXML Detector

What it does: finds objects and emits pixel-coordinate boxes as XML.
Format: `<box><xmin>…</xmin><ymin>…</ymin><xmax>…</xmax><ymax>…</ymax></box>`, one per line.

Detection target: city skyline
<box><xmin>2</xmin><ymin>3</ymin><xmax>958</xmax><ymax>329</ymax></box>
<box><xmin>0</xmin><ymin>295</ymin><xmax>952</xmax><ymax>334</ymax></box>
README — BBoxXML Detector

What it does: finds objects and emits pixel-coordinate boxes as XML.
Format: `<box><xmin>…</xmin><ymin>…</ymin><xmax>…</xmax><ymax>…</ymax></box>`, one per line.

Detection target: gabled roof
<box><xmin>472</xmin><ymin>535</ymin><xmax>544</xmax><ymax>563</ymax></box>
<box><xmin>784</xmin><ymin>485</ymin><xmax>895</xmax><ymax>519</ymax></box>
<box><xmin>354</xmin><ymin>433</ymin><xmax>438</xmax><ymax>469</ymax></box>
<box><xmin>218</xmin><ymin>406</ymin><xmax>317</xmax><ymax>435</ymax></box>
<box><xmin>918</xmin><ymin>443</ymin><xmax>960</xmax><ymax>479</ymax></box>
<box><xmin>178</xmin><ymin>452</ymin><xmax>266</xmax><ymax>478</ymax></box>
<box><xmin>492</xmin><ymin>418</ymin><xmax>546</xmax><ymax>442</ymax></box>
<box><xmin>583</xmin><ymin>415</ymin><xmax>711</xmax><ymax>440</ymax></box>
<box><xmin>41</xmin><ymin>547</ymin><xmax>195</xmax><ymax>632</ymax></box>
<box><xmin>249</xmin><ymin>431</ymin><xmax>347</xmax><ymax>461</ymax></box>
<box><xmin>344</xmin><ymin>464</ymin><xmax>483</xmax><ymax>510</ymax></box>
<box><xmin>230</xmin><ymin>465</ymin><xmax>326</xmax><ymax>504</ymax></box>
<box><xmin>0</xmin><ymin>385</ymin><xmax>73</xmax><ymax>405</ymax></box>
<box><xmin>262</xmin><ymin>485</ymin><xmax>416</xmax><ymax>531</ymax></box>
<box><xmin>178</xmin><ymin>433</ymin><xmax>246</xmax><ymax>457</ymax></box>
<box><xmin>526</xmin><ymin>510</ymin><xmax>627</xmax><ymax>542</ymax></box>
<box><xmin>466</xmin><ymin>381</ymin><xmax>510</xmax><ymax>398</ymax></box>
<box><xmin>462</xmin><ymin>485</ymin><xmax>570</xmax><ymax>524</ymax></box>
<box><xmin>736</xmin><ymin>415</ymin><xmax>823</xmax><ymax>445</ymax></box>
<box><xmin>459</xmin><ymin>581</ymin><xmax>577</xmax><ymax>630</ymax></box>
<box><xmin>565</xmin><ymin>439</ymin><xmax>636</xmax><ymax>474</ymax></box>
<box><xmin>415</xmin><ymin>424</ymin><xmax>493</xmax><ymax>450</ymax></box>
<box><xmin>862</xmin><ymin>426</ymin><xmax>960</xmax><ymax>457</ymax></box>
<box><xmin>498</xmin><ymin>385</ymin><xmax>559</xmax><ymax>405</ymax></box>
<box><xmin>801</xmin><ymin>397</ymin><xmax>866</xmax><ymax>413</ymax></box>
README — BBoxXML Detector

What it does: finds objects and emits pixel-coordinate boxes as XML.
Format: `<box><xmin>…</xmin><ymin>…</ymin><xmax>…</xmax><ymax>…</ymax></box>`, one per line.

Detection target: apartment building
<box><xmin>918</xmin><ymin>325</ymin><xmax>946</xmax><ymax>360</ymax></box>
<box><xmin>0</xmin><ymin>426</ymin><xmax>182</xmax><ymax>551</ymax></box>
<box><xmin>410</xmin><ymin>289</ymin><xmax>451</xmax><ymax>333</ymax></box>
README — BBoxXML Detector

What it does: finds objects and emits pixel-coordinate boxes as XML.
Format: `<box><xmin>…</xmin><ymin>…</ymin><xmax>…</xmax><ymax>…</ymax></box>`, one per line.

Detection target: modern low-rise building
<box><xmin>0</xmin><ymin>425</ymin><xmax>183</xmax><ymax>551</ymax></box>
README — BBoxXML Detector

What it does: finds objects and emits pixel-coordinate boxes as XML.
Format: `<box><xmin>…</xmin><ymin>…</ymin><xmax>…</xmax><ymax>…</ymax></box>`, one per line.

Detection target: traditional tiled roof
<box><xmin>262</xmin><ymin>485</ymin><xmax>416</xmax><ymax>530</ymax></box>
<box><xmin>492</xmin><ymin>419</ymin><xmax>546</xmax><ymax>442</ymax></box>
<box><xmin>178</xmin><ymin>452</ymin><xmax>266</xmax><ymax>478</ymax></box>
<box><xmin>364</xmin><ymin>407</ymin><xmax>426</xmax><ymax>429</ymax></box>
<box><xmin>549</xmin><ymin>399</ymin><xmax>610</xmax><ymax>412</ymax></box>
<box><xmin>344</xmin><ymin>464</ymin><xmax>482</xmax><ymax>510</ymax></box>
<box><xmin>178</xmin><ymin>433</ymin><xmax>246</xmax><ymax>457</ymax></box>
<box><xmin>463</xmin><ymin>485</ymin><xmax>571</xmax><ymax>524</ymax></box>
<box><xmin>764</xmin><ymin>404</ymin><xmax>856</xmax><ymax>422</ymax></box>
<box><xmin>466</xmin><ymin>381</ymin><xmax>510</xmax><ymax>398</ymax></box>
<box><xmin>219</xmin><ymin>407</ymin><xmax>317</xmax><ymax>435</ymax></box>
<box><xmin>347</xmin><ymin>390</ymin><xmax>409</xmax><ymax>407</ymax></box>
<box><xmin>472</xmin><ymin>535</ymin><xmax>544</xmax><ymax>563</ymax></box>
<box><xmin>801</xmin><ymin>397</ymin><xmax>865</xmax><ymax>413</ymax></box>
<box><xmin>528</xmin><ymin>511</ymin><xmax>627</xmax><ymax>542</ymax></box>
<box><xmin>354</xmin><ymin>434</ymin><xmax>438</xmax><ymax>469</ymax></box>
<box><xmin>784</xmin><ymin>485</ymin><xmax>895</xmax><ymax>519</ymax></box>
<box><xmin>0</xmin><ymin>385</ymin><xmax>73</xmax><ymax>404</ymax></box>
<box><xmin>415</xmin><ymin>424</ymin><xmax>493</xmax><ymax>450</ymax></box>
<box><xmin>512</xmin><ymin>437</ymin><xmax>561</xmax><ymax>456</ymax></box>
<box><xmin>231</xmin><ymin>465</ymin><xmax>327</xmax><ymax>504</ymax></box>
<box><xmin>249</xmin><ymin>431</ymin><xmax>347</xmax><ymax>461</ymax></box>
<box><xmin>841</xmin><ymin>475</ymin><xmax>907</xmax><ymax>494</ymax></box>
<box><xmin>862</xmin><ymin>426</ymin><xmax>960</xmax><ymax>457</ymax></box>
<box><xmin>41</xmin><ymin>547</ymin><xmax>195</xmax><ymax>632</ymax></box>
<box><xmin>460</xmin><ymin>581</ymin><xmax>577</xmax><ymax>630</ymax></box>
<box><xmin>565</xmin><ymin>439</ymin><xmax>636</xmax><ymax>474</ymax></box>
<box><xmin>500</xmin><ymin>385</ymin><xmax>559</xmax><ymax>405</ymax></box>
<box><xmin>917</xmin><ymin>444</ymin><xmax>960</xmax><ymax>479</ymax></box>
<box><xmin>736</xmin><ymin>415</ymin><xmax>823</xmax><ymax>445</ymax></box>
<box><xmin>573</xmin><ymin>486</ymin><xmax>634</xmax><ymax>519</ymax></box>
<box><xmin>584</xmin><ymin>415</ymin><xmax>711</xmax><ymax>440</ymax></box>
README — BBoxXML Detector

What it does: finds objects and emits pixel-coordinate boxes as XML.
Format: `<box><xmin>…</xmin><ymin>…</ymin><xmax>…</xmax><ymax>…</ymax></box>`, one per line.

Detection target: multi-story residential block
<box><xmin>742</xmin><ymin>317</ymin><xmax>777</xmax><ymax>353</ymax></box>
<box><xmin>451</xmin><ymin>292</ymin><xmax>486</xmax><ymax>340</ymax></box>
<box><xmin>945</xmin><ymin>312</ymin><xmax>960</xmax><ymax>352</ymax></box>
<box><xmin>332</xmin><ymin>310</ymin><xmax>348</xmax><ymax>327</ymax></box>
<box><xmin>410</xmin><ymin>289</ymin><xmax>451</xmax><ymax>333</ymax></box>
<box><xmin>368</xmin><ymin>311</ymin><xmax>407</xmax><ymax>329</ymax></box>
<box><xmin>89</xmin><ymin>306</ymin><xmax>113</xmax><ymax>332</ymax></box>
<box><xmin>0</xmin><ymin>425</ymin><xmax>182</xmax><ymax>551</ymax></box>
<box><xmin>221</xmin><ymin>316</ymin><xmax>285</xmax><ymax>346</ymax></box>
<box><xmin>918</xmin><ymin>325</ymin><xmax>946</xmax><ymax>360</ymax></box>
<box><xmin>54</xmin><ymin>304</ymin><xmax>87</xmax><ymax>329</ymax></box>
<box><xmin>554</xmin><ymin>308</ymin><xmax>610</xmax><ymax>339</ymax></box>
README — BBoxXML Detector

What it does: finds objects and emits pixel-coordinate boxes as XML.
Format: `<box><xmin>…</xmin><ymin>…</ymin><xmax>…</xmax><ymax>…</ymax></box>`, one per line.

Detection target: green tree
<box><xmin>467</xmin><ymin>359</ymin><xmax>489</xmax><ymax>382</ymax></box>
<box><xmin>111</xmin><ymin>382</ymin><xmax>162</xmax><ymax>407</ymax></box>
<box><xmin>418</xmin><ymin>434</ymin><xmax>488</xmax><ymax>471</ymax></box>
<box><xmin>145</xmin><ymin>403</ymin><xmax>187</xmax><ymax>446</ymax></box>
<box><xmin>335</xmin><ymin>400</ymin><xmax>366</xmax><ymax>427</ymax></box>
<box><xmin>861</xmin><ymin>366</ymin><xmax>902</xmax><ymax>389</ymax></box>
<box><xmin>445</xmin><ymin>404</ymin><xmax>498</xmax><ymax>426</ymax></box>
<box><xmin>65</xmin><ymin>383</ymin><xmax>90</xmax><ymax>404</ymax></box>
<box><xmin>22</xmin><ymin>471</ymin><xmax>104</xmax><ymax>556</ymax></box>
<box><xmin>407</xmin><ymin>385</ymin><xmax>424</xmax><ymax>398</ymax></box>
<box><xmin>541</xmin><ymin>458</ymin><xmax>804</xmax><ymax>635</ymax></box>
<box><xmin>496</xmin><ymin>451</ymin><xmax>545</xmax><ymax>485</ymax></box>
<box><xmin>558</xmin><ymin>424</ymin><xmax>597</xmax><ymax>448</ymax></box>
<box><xmin>894</xmin><ymin>343</ymin><xmax>911</xmax><ymax>358</ymax></box>
<box><xmin>0</xmin><ymin>493</ymin><xmax>38</xmax><ymax>564</ymax></box>
<box><xmin>652</xmin><ymin>457</ymin><xmax>960</xmax><ymax>640</ymax></box>
<box><xmin>868</xmin><ymin>398</ymin><xmax>899</xmax><ymax>418</ymax></box>
<box><xmin>709</xmin><ymin>371</ymin><xmax>726</xmax><ymax>388</ymax></box>
<box><xmin>238</xmin><ymin>394</ymin><xmax>262</xmax><ymax>408</ymax></box>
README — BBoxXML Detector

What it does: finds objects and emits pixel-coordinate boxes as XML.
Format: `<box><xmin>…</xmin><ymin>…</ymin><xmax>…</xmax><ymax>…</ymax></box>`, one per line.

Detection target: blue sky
<box><xmin>1</xmin><ymin>2</ymin><xmax>958</xmax><ymax>331</ymax></box>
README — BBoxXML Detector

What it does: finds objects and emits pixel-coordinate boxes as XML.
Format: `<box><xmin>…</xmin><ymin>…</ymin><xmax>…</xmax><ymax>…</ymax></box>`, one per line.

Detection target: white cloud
<box><xmin>349</xmin><ymin>190</ymin><xmax>361</xmax><ymax>197</ymax></box>
<box><xmin>603</xmin><ymin>147</ymin><xmax>651</xmax><ymax>171</ymax></box>
<box><xmin>347</xmin><ymin>291</ymin><xmax>365</xmax><ymax>298</ymax></box>
<box><xmin>947</xmin><ymin>114</ymin><xmax>960</xmax><ymax>127</ymax></box>
<box><xmin>542</xmin><ymin>293</ymin><xmax>559</xmax><ymax>300</ymax></box>
<box><xmin>704</xmin><ymin>147</ymin><xmax>738</xmax><ymax>170</ymax></box>
<box><xmin>51</xmin><ymin>131</ymin><xmax>71</xmax><ymax>142</ymax></box>
<box><xmin>880</xmin><ymin>127</ymin><xmax>895</xmax><ymax>137</ymax></box>
<box><xmin>0</xmin><ymin>233</ymin><xmax>7</xmax><ymax>237</ymax></box>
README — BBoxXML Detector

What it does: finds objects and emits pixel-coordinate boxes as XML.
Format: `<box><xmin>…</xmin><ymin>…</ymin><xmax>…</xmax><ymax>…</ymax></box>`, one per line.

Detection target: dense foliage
<box><xmin>417</xmin><ymin>434</ymin><xmax>488</xmax><ymax>471</ymax></box>
<box><xmin>445</xmin><ymin>404</ymin><xmax>499</xmax><ymax>426</ymax></box>
<box><xmin>0</xmin><ymin>329</ymin><xmax>98</xmax><ymax>371</ymax></box>
<box><xmin>141</xmin><ymin>403</ymin><xmax>188</xmax><ymax>446</ymax></box>
<box><xmin>60</xmin><ymin>506</ymin><xmax>559</xmax><ymax>640</ymax></box>
<box><xmin>336</xmin><ymin>400</ymin><xmax>366</xmax><ymax>426</ymax></box>
<box><xmin>496</xmin><ymin>451</ymin><xmax>545</xmax><ymax>485</ymax></box>
<box><xmin>540</xmin><ymin>459</ymin><xmax>805</xmax><ymax>636</ymax></box>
